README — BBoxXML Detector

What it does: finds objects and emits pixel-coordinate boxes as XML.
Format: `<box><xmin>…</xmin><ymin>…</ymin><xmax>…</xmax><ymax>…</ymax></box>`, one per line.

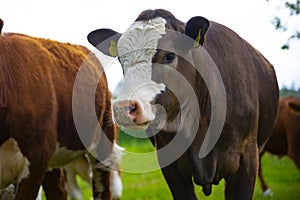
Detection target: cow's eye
<box><xmin>160</xmin><ymin>52</ymin><xmax>175</xmax><ymax>64</ymax></box>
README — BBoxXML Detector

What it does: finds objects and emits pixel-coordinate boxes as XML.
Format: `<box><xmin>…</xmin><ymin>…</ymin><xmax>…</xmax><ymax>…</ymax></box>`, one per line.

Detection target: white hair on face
<box><xmin>118</xmin><ymin>17</ymin><xmax>167</xmax><ymax>68</ymax></box>
<box><xmin>116</xmin><ymin>17</ymin><xmax>166</xmax><ymax>105</ymax></box>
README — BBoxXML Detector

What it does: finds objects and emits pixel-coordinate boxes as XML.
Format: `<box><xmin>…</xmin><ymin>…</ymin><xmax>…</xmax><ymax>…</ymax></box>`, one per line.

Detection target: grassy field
<box><xmin>70</xmin><ymin>133</ymin><xmax>300</xmax><ymax>200</ymax></box>
<box><xmin>43</xmin><ymin>133</ymin><xmax>300</xmax><ymax>199</ymax></box>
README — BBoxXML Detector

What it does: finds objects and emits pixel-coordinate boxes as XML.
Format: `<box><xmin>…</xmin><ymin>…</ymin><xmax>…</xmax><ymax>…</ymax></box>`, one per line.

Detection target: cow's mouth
<box><xmin>118</xmin><ymin>121</ymin><xmax>150</xmax><ymax>131</ymax></box>
<box><xmin>135</xmin><ymin>121</ymin><xmax>149</xmax><ymax>127</ymax></box>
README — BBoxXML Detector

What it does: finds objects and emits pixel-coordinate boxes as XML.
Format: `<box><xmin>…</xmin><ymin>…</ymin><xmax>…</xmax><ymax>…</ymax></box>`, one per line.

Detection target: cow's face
<box><xmin>88</xmin><ymin>16</ymin><xmax>209</xmax><ymax>130</ymax></box>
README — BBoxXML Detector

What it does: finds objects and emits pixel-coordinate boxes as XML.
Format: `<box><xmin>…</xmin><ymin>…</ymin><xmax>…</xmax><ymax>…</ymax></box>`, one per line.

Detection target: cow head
<box><xmin>88</xmin><ymin>9</ymin><xmax>209</xmax><ymax>131</ymax></box>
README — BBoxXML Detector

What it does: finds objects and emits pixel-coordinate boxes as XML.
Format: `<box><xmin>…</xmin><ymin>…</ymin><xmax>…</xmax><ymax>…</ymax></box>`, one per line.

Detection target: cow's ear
<box><xmin>185</xmin><ymin>16</ymin><xmax>209</xmax><ymax>48</ymax></box>
<box><xmin>288</xmin><ymin>100</ymin><xmax>300</xmax><ymax>113</ymax></box>
<box><xmin>87</xmin><ymin>29</ymin><xmax>121</xmax><ymax>57</ymax></box>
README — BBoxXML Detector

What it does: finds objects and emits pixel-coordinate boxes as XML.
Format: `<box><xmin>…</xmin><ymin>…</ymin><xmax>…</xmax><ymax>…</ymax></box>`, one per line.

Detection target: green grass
<box><xmin>117</xmin><ymin>132</ymin><xmax>300</xmax><ymax>200</ymax></box>
<box><xmin>253</xmin><ymin>154</ymin><xmax>300</xmax><ymax>200</ymax></box>
<box><xmin>43</xmin><ymin>132</ymin><xmax>300</xmax><ymax>199</ymax></box>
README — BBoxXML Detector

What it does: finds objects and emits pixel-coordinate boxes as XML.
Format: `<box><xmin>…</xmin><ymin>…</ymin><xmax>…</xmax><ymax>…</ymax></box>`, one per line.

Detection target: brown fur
<box><xmin>0</xmin><ymin>30</ymin><xmax>116</xmax><ymax>199</ymax></box>
<box><xmin>258</xmin><ymin>96</ymin><xmax>300</xmax><ymax>193</ymax></box>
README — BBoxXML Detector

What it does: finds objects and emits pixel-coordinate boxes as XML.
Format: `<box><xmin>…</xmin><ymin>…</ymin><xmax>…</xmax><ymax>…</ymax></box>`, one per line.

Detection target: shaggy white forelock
<box><xmin>118</xmin><ymin>17</ymin><xmax>167</xmax><ymax>68</ymax></box>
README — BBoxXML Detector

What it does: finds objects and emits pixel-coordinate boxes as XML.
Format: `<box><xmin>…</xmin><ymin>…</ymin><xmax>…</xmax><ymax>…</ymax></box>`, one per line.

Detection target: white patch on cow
<box><xmin>111</xmin><ymin>170</ymin><xmax>122</xmax><ymax>199</ymax></box>
<box><xmin>93</xmin><ymin>143</ymin><xmax>124</xmax><ymax>171</ymax></box>
<box><xmin>0</xmin><ymin>184</ymin><xmax>15</xmax><ymax>199</ymax></box>
<box><xmin>262</xmin><ymin>188</ymin><xmax>273</xmax><ymax>197</ymax></box>
<box><xmin>114</xmin><ymin>17</ymin><xmax>167</xmax><ymax>124</ymax></box>
<box><xmin>36</xmin><ymin>187</ymin><xmax>42</xmax><ymax>200</ymax></box>
<box><xmin>0</xmin><ymin>138</ymin><xmax>30</xmax><ymax>189</ymax></box>
<box><xmin>102</xmin><ymin>143</ymin><xmax>124</xmax><ymax>170</ymax></box>
<box><xmin>49</xmin><ymin>144</ymin><xmax>86</xmax><ymax>168</ymax></box>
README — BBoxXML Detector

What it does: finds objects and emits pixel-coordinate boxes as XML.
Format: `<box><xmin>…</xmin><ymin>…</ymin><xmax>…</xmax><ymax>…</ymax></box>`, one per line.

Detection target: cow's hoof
<box><xmin>262</xmin><ymin>188</ymin><xmax>273</xmax><ymax>197</ymax></box>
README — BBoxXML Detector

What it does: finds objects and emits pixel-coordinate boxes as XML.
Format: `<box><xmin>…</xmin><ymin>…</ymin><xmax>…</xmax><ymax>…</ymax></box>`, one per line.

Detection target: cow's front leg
<box><xmin>42</xmin><ymin>168</ymin><xmax>68</xmax><ymax>200</ymax></box>
<box><xmin>161</xmin><ymin>160</ymin><xmax>197</xmax><ymax>200</ymax></box>
<box><xmin>92</xmin><ymin>161</ymin><xmax>111</xmax><ymax>200</ymax></box>
<box><xmin>225</xmin><ymin>138</ymin><xmax>258</xmax><ymax>200</ymax></box>
<box><xmin>90</xmin><ymin>152</ymin><xmax>112</xmax><ymax>200</ymax></box>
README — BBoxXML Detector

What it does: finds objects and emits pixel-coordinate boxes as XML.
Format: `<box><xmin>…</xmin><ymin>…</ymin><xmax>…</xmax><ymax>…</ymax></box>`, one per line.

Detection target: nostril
<box><xmin>128</xmin><ymin>102</ymin><xmax>139</xmax><ymax>121</ymax></box>
<box><xmin>113</xmin><ymin>100</ymin><xmax>140</xmax><ymax>123</ymax></box>
<box><xmin>129</xmin><ymin>103</ymin><xmax>137</xmax><ymax>114</ymax></box>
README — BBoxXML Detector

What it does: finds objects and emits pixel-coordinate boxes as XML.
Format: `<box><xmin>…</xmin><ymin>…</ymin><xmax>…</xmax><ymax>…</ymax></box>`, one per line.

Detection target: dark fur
<box><xmin>138</xmin><ymin>9</ymin><xmax>279</xmax><ymax>200</ymax></box>
<box><xmin>87</xmin><ymin>9</ymin><xmax>279</xmax><ymax>200</ymax></box>
<box><xmin>135</xmin><ymin>9</ymin><xmax>185</xmax><ymax>32</ymax></box>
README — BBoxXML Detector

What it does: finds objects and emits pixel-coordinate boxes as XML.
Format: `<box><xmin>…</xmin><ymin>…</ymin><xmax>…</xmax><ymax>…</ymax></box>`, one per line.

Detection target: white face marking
<box><xmin>114</xmin><ymin>17</ymin><xmax>167</xmax><ymax>127</ymax></box>
<box><xmin>0</xmin><ymin>138</ymin><xmax>30</xmax><ymax>189</ymax></box>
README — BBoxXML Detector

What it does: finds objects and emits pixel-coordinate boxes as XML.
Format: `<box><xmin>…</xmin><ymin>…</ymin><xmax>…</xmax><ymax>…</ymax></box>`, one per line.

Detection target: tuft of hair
<box><xmin>0</xmin><ymin>184</ymin><xmax>15</xmax><ymax>200</ymax></box>
<box><xmin>135</xmin><ymin>9</ymin><xmax>185</xmax><ymax>32</ymax></box>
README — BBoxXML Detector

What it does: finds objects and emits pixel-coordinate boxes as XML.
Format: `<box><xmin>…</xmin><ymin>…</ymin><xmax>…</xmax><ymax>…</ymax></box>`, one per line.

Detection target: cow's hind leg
<box><xmin>225</xmin><ymin>140</ymin><xmax>258</xmax><ymax>200</ymax></box>
<box><xmin>14</xmin><ymin>144</ymin><xmax>55</xmax><ymax>200</ymax></box>
<box><xmin>42</xmin><ymin>168</ymin><xmax>68</xmax><ymax>200</ymax></box>
<box><xmin>287</xmin><ymin>132</ymin><xmax>300</xmax><ymax>171</ymax></box>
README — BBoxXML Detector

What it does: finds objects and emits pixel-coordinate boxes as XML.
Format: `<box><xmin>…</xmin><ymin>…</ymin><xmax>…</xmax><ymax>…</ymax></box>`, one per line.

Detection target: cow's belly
<box><xmin>0</xmin><ymin>138</ymin><xmax>30</xmax><ymax>189</ymax></box>
<box><xmin>49</xmin><ymin>144</ymin><xmax>86</xmax><ymax>168</ymax></box>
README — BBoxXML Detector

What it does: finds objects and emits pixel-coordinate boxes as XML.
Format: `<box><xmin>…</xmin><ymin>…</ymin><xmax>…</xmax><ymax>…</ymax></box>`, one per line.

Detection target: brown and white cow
<box><xmin>88</xmin><ymin>9</ymin><xmax>279</xmax><ymax>200</ymax></box>
<box><xmin>258</xmin><ymin>95</ymin><xmax>300</xmax><ymax>196</ymax></box>
<box><xmin>0</xmin><ymin>19</ymin><xmax>119</xmax><ymax>200</ymax></box>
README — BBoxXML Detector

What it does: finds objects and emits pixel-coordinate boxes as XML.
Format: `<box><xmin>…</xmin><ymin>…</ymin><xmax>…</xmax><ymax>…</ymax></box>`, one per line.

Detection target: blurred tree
<box><xmin>280</xmin><ymin>83</ymin><xmax>300</xmax><ymax>96</ymax></box>
<box><xmin>269</xmin><ymin>0</ymin><xmax>300</xmax><ymax>49</ymax></box>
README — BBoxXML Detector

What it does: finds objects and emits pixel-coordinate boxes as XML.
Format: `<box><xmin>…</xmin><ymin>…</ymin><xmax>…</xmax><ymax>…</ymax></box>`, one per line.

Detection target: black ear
<box><xmin>185</xmin><ymin>16</ymin><xmax>210</xmax><ymax>48</ymax></box>
<box><xmin>87</xmin><ymin>29</ymin><xmax>121</xmax><ymax>57</ymax></box>
<box><xmin>0</xmin><ymin>18</ymin><xmax>3</xmax><ymax>34</ymax></box>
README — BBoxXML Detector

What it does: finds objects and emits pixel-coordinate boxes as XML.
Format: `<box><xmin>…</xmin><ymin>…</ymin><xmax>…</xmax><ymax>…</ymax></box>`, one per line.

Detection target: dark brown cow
<box><xmin>258</xmin><ymin>96</ymin><xmax>300</xmax><ymax>196</ymax></box>
<box><xmin>0</xmin><ymin>19</ymin><xmax>118</xmax><ymax>200</ymax></box>
<box><xmin>88</xmin><ymin>9</ymin><xmax>279</xmax><ymax>200</ymax></box>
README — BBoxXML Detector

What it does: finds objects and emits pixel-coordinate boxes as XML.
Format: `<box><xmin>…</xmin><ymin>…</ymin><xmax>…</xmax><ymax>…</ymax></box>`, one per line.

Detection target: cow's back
<box><xmin>0</xmin><ymin>33</ymin><xmax>111</xmax><ymax>149</ymax></box>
